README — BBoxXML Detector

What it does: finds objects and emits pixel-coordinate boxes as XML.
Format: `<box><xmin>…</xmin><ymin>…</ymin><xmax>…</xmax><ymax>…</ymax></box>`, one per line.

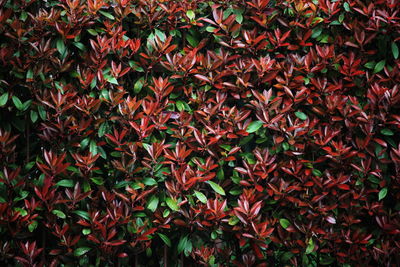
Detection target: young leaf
<box><xmin>207</xmin><ymin>181</ymin><xmax>226</xmax><ymax>195</ymax></box>
<box><xmin>246</xmin><ymin>121</ymin><xmax>263</xmax><ymax>133</ymax></box>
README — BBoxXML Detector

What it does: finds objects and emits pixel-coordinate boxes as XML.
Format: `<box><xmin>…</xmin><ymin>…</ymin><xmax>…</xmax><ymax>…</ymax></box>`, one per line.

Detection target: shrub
<box><xmin>0</xmin><ymin>0</ymin><xmax>399</xmax><ymax>266</ymax></box>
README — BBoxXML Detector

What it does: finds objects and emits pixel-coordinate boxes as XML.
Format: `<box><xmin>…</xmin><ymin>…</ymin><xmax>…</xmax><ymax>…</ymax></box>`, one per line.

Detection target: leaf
<box><xmin>312</xmin><ymin>169</ymin><xmax>322</xmax><ymax>177</ymax></box>
<box><xmin>235</xmin><ymin>13</ymin><xmax>243</xmax><ymax>24</ymax></box>
<box><xmin>56</xmin><ymin>179</ymin><xmax>74</xmax><ymax>187</ymax></box>
<box><xmin>165</xmin><ymin>197</ymin><xmax>179</xmax><ymax>211</ymax></box>
<box><xmin>28</xmin><ymin>220</ymin><xmax>38</xmax><ymax>232</ymax></box>
<box><xmin>295</xmin><ymin>111</ymin><xmax>307</xmax><ymax>120</ymax></box>
<box><xmin>206</xmin><ymin>26</ymin><xmax>217</xmax><ymax>32</ymax></box>
<box><xmin>343</xmin><ymin>2</ymin><xmax>351</xmax><ymax>12</ymax></box>
<box><xmin>306</xmin><ymin>238</ymin><xmax>315</xmax><ymax>254</ymax></box>
<box><xmin>392</xmin><ymin>42</ymin><xmax>399</xmax><ymax>59</ymax></box>
<box><xmin>134</xmin><ymin>77</ymin><xmax>145</xmax><ymax>94</ymax></box>
<box><xmin>381</xmin><ymin>128</ymin><xmax>394</xmax><ymax>136</ymax></box>
<box><xmin>72</xmin><ymin>210</ymin><xmax>90</xmax><ymax>221</ymax></box>
<box><xmin>0</xmin><ymin>92</ymin><xmax>8</xmax><ymax>106</ymax></box>
<box><xmin>280</xmin><ymin>218</ymin><xmax>290</xmax><ymax>229</ymax></box>
<box><xmin>56</xmin><ymin>39</ymin><xmax>66</xmax><ymax>56</ymax></box>
<box><xmin>12</xmin><ymin>96</ymin><xmax>23</xmax><ymax>110</ymax></box>
<box><xmin>246</xmin><ymin>121</ymin><xmax>263</xmax><ymax>133</ymax></box>
<box><xmin>82</xmin><ymin>229</ymin><xmax>91</xmax><ymax>235</ymax></box>
<box><xmin>364</xmin><ymin>61</ymin><xmax>375</xmax><ymax>69</ymax></box>
<box><xmin>177</xmin><ymin>236</ymin><xmax>188</xmax><ymax>254</ymax></box>
<box><xmin>147</xmin><ymin>195</ymin><xmax>159</xmax><ymax>212</ymax></box>
<box><xmin>99</xmin><ymin>10</ymin><xmax>115</xmax><ymax>20</ymax></box>
<box><xmin>52</xmin><ymin>210</ymin><xmax>66</xmax><ymax>219</ymax></box>
<box><xmin>74</xmin><ymin>247</ymin><xmax>91</xmax><ymax>257</ymax></box>
<box><xmin>30</xmin><ymin>110</ymin><xmax>38</xmax><ymax>123</ymax></box>
<box><xmin>157</xmin><ymin>233</ymin><xmax>171</xmax><ymax>247</ymax></box>
<box><xmin>186</xmin><ymin>10</ymin><xmax>195</xmax><ymax>20</ymax></box>
<box><xmin>373</xmin><ymin>60</ymin><xmax>385</xmax><ymax>73</ymax></box>
<box><xmin>186</xmin><ymin>34</ymin><xmax>199</xmax><ymax>47</ymax></box>
<box><xmin>207</xmin><ymin>181</ymin><xmax>226</xmax><ymax>195</ymax></box>
<box><xmin>176</xmin><ymin>100</ymin><xmax>186</xmax><ymax>112</ymax></box>
<box><xmin>90</xmin><ymin>177</ymin><xmax>104</xmax><ymax>185</ymax></box>
<box><xmin>378</xmin><ymin>187</ymin><xmax>387</xmax><ymax>201</ymax></box>
<box><xmin>194</xmin><ymin>190</ymin><xmax>207</xmax><ymax>203</ymax></box>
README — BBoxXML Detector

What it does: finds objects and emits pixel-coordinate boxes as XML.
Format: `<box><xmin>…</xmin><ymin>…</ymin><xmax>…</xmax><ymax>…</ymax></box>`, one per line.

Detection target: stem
<box><xmin>164</xmin><ymin>244</ymin><xmax>168</xmax><ymax>267</ymax></box>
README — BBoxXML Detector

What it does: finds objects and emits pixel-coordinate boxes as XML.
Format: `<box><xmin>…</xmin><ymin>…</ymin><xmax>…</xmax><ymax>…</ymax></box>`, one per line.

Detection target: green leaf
<box><xmin>177</xmin><ymin>236</ymin><xmax>188</xmax><ymax>254</ymax></box>
<box><xmin>107</xmin><ymin>76</ymin><xmax>118</xmax><ymax>85</ymax></box>
<box><xmin>30</xmin><ymin>110</ymin><xmax>38</xmax><ymax>123</ymax></box>
<box><xmin>89</xmin><ymin>140</ymin><xmax>98</xmax><ymax>155</ymax></box>
<box><xmin>72</xmin><ymin>210</ymin><xmax>90</xmax><ymax>221</ymax></box>
<box><xmin>82</xmin><ymin>229</ymin><xmax>91</xmax><ymax>235</ymax></box>
<box><xmin>280</xmin><ymin>218</ymin><xmax>291</xmax><ymax>229</ymax></box>
<box><xmin>207</xmin><ymin>181</ymin><xmax>226</xmax><ymax>195</ymax></box>
<box><xmin>186</xmin><ymin>34</ymin><xmax>199</xmax><ymax>47</ymax></box>
<box><xmin>147</xmin><ymin>195</ymin><xmax>159</xmax><ymax>212</ymax></box>
<box><xmin>206</xmin><ymin>26</ymin><xmax>217</xmax><ymax>32</ymax></box>
<box><xmin>87</xmin><ymin>29</ymin><xmax>98</xmax><ymax>36</ymax></box>
<box><xmin>134</xmin><ymin>77</ymin><xmax>145</xmax><ymax>94</ymax></box>
<box><xmin>378</xmin><ymin>187</ymin><xmax>387</xmax><ymax>201</ymax></box>
<box><xmin>157</xmin><ymin>233</ymin><xmax>171</xmax><ymax>247</ymax></box>
<box><xmin>12</xmin><ymin>96</ymin><xmax>23</xmax><ymax>110</ymax></box>
<box><xmin>176</xmin><ymin>100</ymin><xmax>186</xmax><ymax>112</ymax></box>
<box><xmin>28</xmin><ymin>220</ymin><xmax>38</xmax><ymax>232</ymax></box>
<box><xmin>194</xmin><ymin>190</ymin><xmax>207</xmax><ymax>203</ymax></box>
<box><xmin>56</xmin><ymin>179</ymin><xmax>74</xmax><ymax>187</ymax></box>
<box><xmin>90</xmin><ymin>177</ymin><xmax>104</xmax><ymax>185</ymax></box>
<box><xmin>311</xmin><ymin>27</ymin><xmax>322</xmax><ymax>39</ymax></box>
<box><xmin>306</xmin><ymin>238</ymin><xmax>315</xmax><ymax>254</ymax></box>
<box><xmin>235</xmin><ymin>13</ymin><xmax>243</xmax><ymax>24</ymax></box>
<box><xmin>246</xmin><ymin>121</ymin><xmax>263</xmax><ymax>133</ymax></box>
<box><xmin>295</xmin><ymin>111</ymin><xmax>307</xmax><ymax>120</ymax></box>
<box><xmin>52</xmin><ymin>210</ymin><xmax>66</xmax><ymax>219</ymax></box>
<box><xmin>99</xmin><ymin>10</ymin><xmax>115</xmax><ymax>20</ymax></box>
<box><xmin>364</xmin><ymin>61</ymin><xmax>375</xmax><ymax>69</ymax></box>
<box><xmin>166</xmin><ymin>197</ymin><xmax>179</xmax><ymax>211</ymax></box>
<box><xmin>73</xmin><ymin>42</ymin><xmax>86</xmax><ymax>51</ymax></box>
<box><xmin>38</xmin><ymin>105</ymin><xmax>46</xmax><ymax>120</ymax></box>
<box><xmin>186</xmin><ymin>10</ymin><xmax>195</xmax><ymax>20</ymax></box>
<box><xmin>0</xmin><ymin>92</ymin><xmax>8</xmax><ymax>106</ymax></box>
<box><xmin>154</xmin><ymin>29</ymin><xmax>166</xmax><ymax>42</ymax></box>
<box><xmin>392</xmin><ymin>42</ymin><xmax>399</xmax><ymax>59</ymax></box>
<box><xmin>312</xmin><ymin>169</ymin><xmax>322</xmax><ymax>177</ymax></box>
<box><xmin>381</xmin><ymin>128</ymin><xmax>394</xmax><ymax>136</ymax></box>
<box><xmin>373</xmin><ymin>60</ymin><xmax>385</xmax><ymax>73</ymax></box>
<box><xmin>343</xmin><ymin>2</ymin><xmax>351</xmax><ymax>12</ymax></box>
<box><xmin>56</xmin><ymin>39</ymin><xmax>66</xmax><ymax>56</ymax></box>
<box><xmin>74</xmin><ymin>247</ymin><xmax>91</xmax><ymax>257</ymax></box>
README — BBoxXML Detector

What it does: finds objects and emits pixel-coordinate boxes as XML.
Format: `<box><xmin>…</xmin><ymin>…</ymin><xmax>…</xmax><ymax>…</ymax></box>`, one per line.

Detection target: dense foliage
<box><xmin>0</xmin><ymin>0</ymin><xmax>400</xmax><ymax>266</ymax></box>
